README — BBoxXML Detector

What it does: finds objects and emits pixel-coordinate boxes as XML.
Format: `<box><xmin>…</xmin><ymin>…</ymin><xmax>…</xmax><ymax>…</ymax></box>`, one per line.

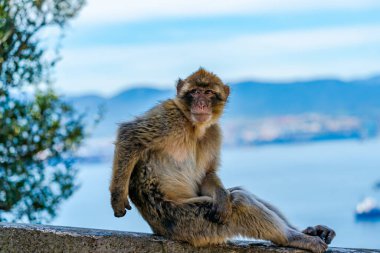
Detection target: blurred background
<box><xmin>1</xmin><ymin>0</ymin><xmax>380</xmax><ymax>249</ymax></box>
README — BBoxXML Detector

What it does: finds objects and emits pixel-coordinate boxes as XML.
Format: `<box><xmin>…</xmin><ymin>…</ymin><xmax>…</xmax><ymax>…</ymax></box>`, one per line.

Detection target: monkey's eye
<box><xmin>205</xmin><ymin>90</ymin><xmax>214</xmax><ymax>95</ymax></box>
<box><xmin>190</xmin><ymin>89</ymin><xmax>200</xmax><ymax>94</ymax></box>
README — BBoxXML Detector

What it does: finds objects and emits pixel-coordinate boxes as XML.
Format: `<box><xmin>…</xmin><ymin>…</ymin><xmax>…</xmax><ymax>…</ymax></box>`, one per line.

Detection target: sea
<box><xmin>52</xmin><ymin>138</ymin><xmax>380</xmax><ymax>249</ymax></box>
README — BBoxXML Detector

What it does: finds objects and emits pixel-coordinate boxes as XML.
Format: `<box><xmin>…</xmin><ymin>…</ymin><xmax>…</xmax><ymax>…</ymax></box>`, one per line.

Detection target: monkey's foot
<box><xmin>302</xmin><ymin>225</ymin><xmax>336</xmax><ymax>245</ymax></box>
<box><xmin>305</xmin><ymin>236</ymin><xmax>328</xmax><ymax>253</ymax></box>
<box><xmin>287</xmin><ymin>232</ymin><xmax>328</xmax><ymax>253</ymax></box>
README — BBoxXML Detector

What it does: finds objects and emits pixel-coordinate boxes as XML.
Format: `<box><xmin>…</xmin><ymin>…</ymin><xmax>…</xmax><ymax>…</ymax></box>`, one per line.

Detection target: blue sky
<box><xmin>54</xmin><ymin>0</ymin><xmax>380</xmax><ymax>96</ymax></box>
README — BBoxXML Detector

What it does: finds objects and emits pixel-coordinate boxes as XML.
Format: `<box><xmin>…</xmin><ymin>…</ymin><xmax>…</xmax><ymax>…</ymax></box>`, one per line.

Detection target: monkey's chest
<box><xmin>147</xmin><ymin>151</ymin><xmax>206</xmax><ymax>202</ymax></box>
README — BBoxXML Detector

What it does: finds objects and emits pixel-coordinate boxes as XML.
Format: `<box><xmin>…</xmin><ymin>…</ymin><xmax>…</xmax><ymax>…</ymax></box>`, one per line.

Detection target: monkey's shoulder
<box><xmin>145</xmin><ymin>99</ymin><xmax>184</xmax><ymax>121</ymax></box>
<box><xmin>117</xmin><ymin>99</ymin><xmax>187</xmax><ymax>139</ymax></box>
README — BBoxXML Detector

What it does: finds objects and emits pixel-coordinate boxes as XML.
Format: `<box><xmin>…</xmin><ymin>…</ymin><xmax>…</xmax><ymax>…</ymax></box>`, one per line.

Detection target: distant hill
<box><xmin>67</xmin><ymin>76</ymin><xmax>380</xmax><ymax>138</ymax></box>
<box><xmin>228</xmin><ymin>78</ymin><xmax>380</xmax><ymax>118</ymax></box>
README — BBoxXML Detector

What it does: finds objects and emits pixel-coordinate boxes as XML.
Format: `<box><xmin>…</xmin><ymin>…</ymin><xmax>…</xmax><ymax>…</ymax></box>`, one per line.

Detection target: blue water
<box><xmin>52</xmin><ymin>139</ymin><xmax>380</xmax><ymax>249</ymax></box>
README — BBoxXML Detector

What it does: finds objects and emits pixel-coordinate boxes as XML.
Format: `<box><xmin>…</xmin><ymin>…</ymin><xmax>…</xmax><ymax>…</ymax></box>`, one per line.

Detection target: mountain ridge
<box><xmin>67</xmin><ymin>75</ymin><xmax>380</xmax><ymax>138</ymax></box>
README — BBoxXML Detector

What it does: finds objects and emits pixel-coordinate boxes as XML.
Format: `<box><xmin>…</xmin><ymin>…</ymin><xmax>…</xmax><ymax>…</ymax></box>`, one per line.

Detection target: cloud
<box><xmin>233</xmin><ymin>25</ymin><xmax>380</xmax><ymax>52</ymax></box>
<box><xmin>55</xmin><ymin>25</ymin><xmax>380</xmax><ymax>95</ymax></box>
<box><xmin>74</xmin><ymin>0</ymin><xmax>380</xmax><ymax>25</ymax></box>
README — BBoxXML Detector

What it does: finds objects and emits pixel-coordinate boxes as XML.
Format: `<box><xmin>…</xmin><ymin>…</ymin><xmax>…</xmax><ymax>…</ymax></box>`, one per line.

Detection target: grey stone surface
<box><xmin>0</xmin><ymin>222</ymin><xmax>378</xmax><ymax>253</ymax></box>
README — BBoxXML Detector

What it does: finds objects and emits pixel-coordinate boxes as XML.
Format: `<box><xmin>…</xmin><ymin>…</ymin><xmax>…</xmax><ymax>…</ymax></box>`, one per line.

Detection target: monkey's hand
<box><xmin>207</xmin><ymin>189</ymin><xmax>232</xmax><ymax>224</ymax></box>
<box><xmin>111</xmin><ymin>191</ymin><xmax>132</xmax><ymax>217</ymax></box>
<box><xmin>302</xmin><ymin>225</ymin><xmax>336</xmax><ymax>245</ymax></box>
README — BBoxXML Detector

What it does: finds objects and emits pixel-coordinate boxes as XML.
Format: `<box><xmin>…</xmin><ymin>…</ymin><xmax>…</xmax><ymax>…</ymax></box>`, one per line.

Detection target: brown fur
<box><xmin>110</xmin><ymin>68</ymin><xmax>335</xmax><ymax>253</ymax></box>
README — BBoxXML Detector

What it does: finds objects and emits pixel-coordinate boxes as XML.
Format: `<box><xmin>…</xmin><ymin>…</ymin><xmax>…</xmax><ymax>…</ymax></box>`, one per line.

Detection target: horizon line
<box><xmin>62</xmin><ymin>72</ymin><xmax>380</xmax><ymax>98</ymax></box>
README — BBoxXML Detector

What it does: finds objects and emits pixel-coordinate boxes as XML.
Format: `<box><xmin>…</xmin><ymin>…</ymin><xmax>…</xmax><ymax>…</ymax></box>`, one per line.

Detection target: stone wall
<box><xmin>0</xmin><ymin>223</ymin><xmax>378</xmax><ymax>253</ymax></box>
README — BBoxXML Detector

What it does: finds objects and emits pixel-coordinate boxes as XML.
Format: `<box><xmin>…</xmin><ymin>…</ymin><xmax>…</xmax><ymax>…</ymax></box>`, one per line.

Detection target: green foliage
<box><xmin>0</xmin><ymin>0</ymin><xmax>85</xmax><ymax>87</ymax></box>
<box><xmin>0</xmin><ymin>89</ymin><xmax>85</xmax><ymax>222</ymax></box>
<box><xmin>0</xmin><ymin>0</ymin><xmax>86</xmax><ymax>222</ymax></box>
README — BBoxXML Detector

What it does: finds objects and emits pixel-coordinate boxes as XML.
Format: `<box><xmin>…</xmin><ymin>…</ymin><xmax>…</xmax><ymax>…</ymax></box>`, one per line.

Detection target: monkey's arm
<box><xmin>110</xmin><ymin>117</ymin><xmax>168</xmax><ymax>218</ymax></box>
<box><xmin>110</xmin><ymin>137</ymin><xmax>140</xmax><ymax>217</ymax></box>
<box><xmin>110</xmin><ymin>125</ymin><xmax>145</xmax><ymax>217</ymax></box>
<box><xmin>200</xmin><ymin>167</ymin><xmax>232</xmax><ymax>224</ymax></box>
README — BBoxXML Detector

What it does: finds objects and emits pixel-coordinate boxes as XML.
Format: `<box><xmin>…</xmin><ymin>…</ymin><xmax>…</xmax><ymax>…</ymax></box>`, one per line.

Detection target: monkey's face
<box><xmin>187</xmin><ymin>87</ymin><xmax>218</xmax><ymax>123</ymax></box>
<box><xmin>176</xmin><ymin>69</ymin><xmax>230</xmax><ymax>124</ymax></box>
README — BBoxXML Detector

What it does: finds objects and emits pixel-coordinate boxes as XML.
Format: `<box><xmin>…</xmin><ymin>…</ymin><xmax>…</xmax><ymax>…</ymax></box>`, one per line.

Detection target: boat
<box><xmin>355</xmin><ymin>197</ymin><xmax>380</xmax><ymax>220</ymax></box>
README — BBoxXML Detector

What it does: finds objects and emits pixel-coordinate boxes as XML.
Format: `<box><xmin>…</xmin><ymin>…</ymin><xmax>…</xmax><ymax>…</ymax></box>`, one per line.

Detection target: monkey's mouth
<box><xmin>191</xmin><ymin>113</ymin><xmax>211</xmax><ymax>123</ymax></box>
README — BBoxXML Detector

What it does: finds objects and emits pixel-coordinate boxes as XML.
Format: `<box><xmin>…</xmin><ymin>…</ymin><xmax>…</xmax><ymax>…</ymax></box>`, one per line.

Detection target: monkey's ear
<box><xmin>223</xmin><ymin>85</ymin><xmax>230</xmax><ymax>99</ymax></box>
<box><xmin>176</xmin><ymin>78</ymin><xmax>185</xmax><ymax>95</ymax></box>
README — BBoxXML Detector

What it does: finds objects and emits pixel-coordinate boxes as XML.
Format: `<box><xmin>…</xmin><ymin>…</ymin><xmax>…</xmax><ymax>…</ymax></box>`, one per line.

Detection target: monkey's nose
<box><xmin>197</xmin><ymin>100</ymin><xmax>208</xmax><ymax>111</ymax></box>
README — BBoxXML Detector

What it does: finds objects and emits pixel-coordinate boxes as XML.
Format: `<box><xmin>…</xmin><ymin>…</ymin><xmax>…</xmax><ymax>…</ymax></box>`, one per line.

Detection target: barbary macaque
<box><xmin>110</xmin><ymin>68</ymin><xmax>335</xmax><ymax>253</ymax></box>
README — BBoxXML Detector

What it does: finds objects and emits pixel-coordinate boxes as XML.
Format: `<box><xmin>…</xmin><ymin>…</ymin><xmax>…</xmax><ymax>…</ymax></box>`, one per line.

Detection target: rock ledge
<box><xmin>0</xmin><ymin>222</ymin><xmax>378</xmax><ymax>253</ymax></box>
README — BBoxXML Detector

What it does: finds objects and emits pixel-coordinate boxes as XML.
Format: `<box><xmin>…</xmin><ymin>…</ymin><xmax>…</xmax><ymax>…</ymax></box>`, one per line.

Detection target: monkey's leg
<box><xmin>169</xmin><ymin>188</ymin><xmax>327</xmax><ymax>253</ymax></box>
<box><xmin>228</xmin><ymin>186</ymin><xmax>298</xmax><ymax>230</ymax></box>
<box><xmin>258</xmin><ymin>197</ymin><xmax>298</xmax><ymax>230</ymax></box>
<box><xmin>227</xmin><ymin>187</ymin><xmax>328</xmax><ymax>253</ymax></box>
<box><xmin>230</xmin><ymin>187</ymin><xmax>335</xmax><ymax>245</ymax></box>
<box><xmin>260</xmin><ymin>201</ymin><xmax>335</xmax><ymax>245</ymax></box>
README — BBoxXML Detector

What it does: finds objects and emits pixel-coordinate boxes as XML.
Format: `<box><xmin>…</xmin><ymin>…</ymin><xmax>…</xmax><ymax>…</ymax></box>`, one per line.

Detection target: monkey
<box><xmin>109</xmin><ymin>68</ymin><xmax>336</xmax><ymax>253</ymax></box>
